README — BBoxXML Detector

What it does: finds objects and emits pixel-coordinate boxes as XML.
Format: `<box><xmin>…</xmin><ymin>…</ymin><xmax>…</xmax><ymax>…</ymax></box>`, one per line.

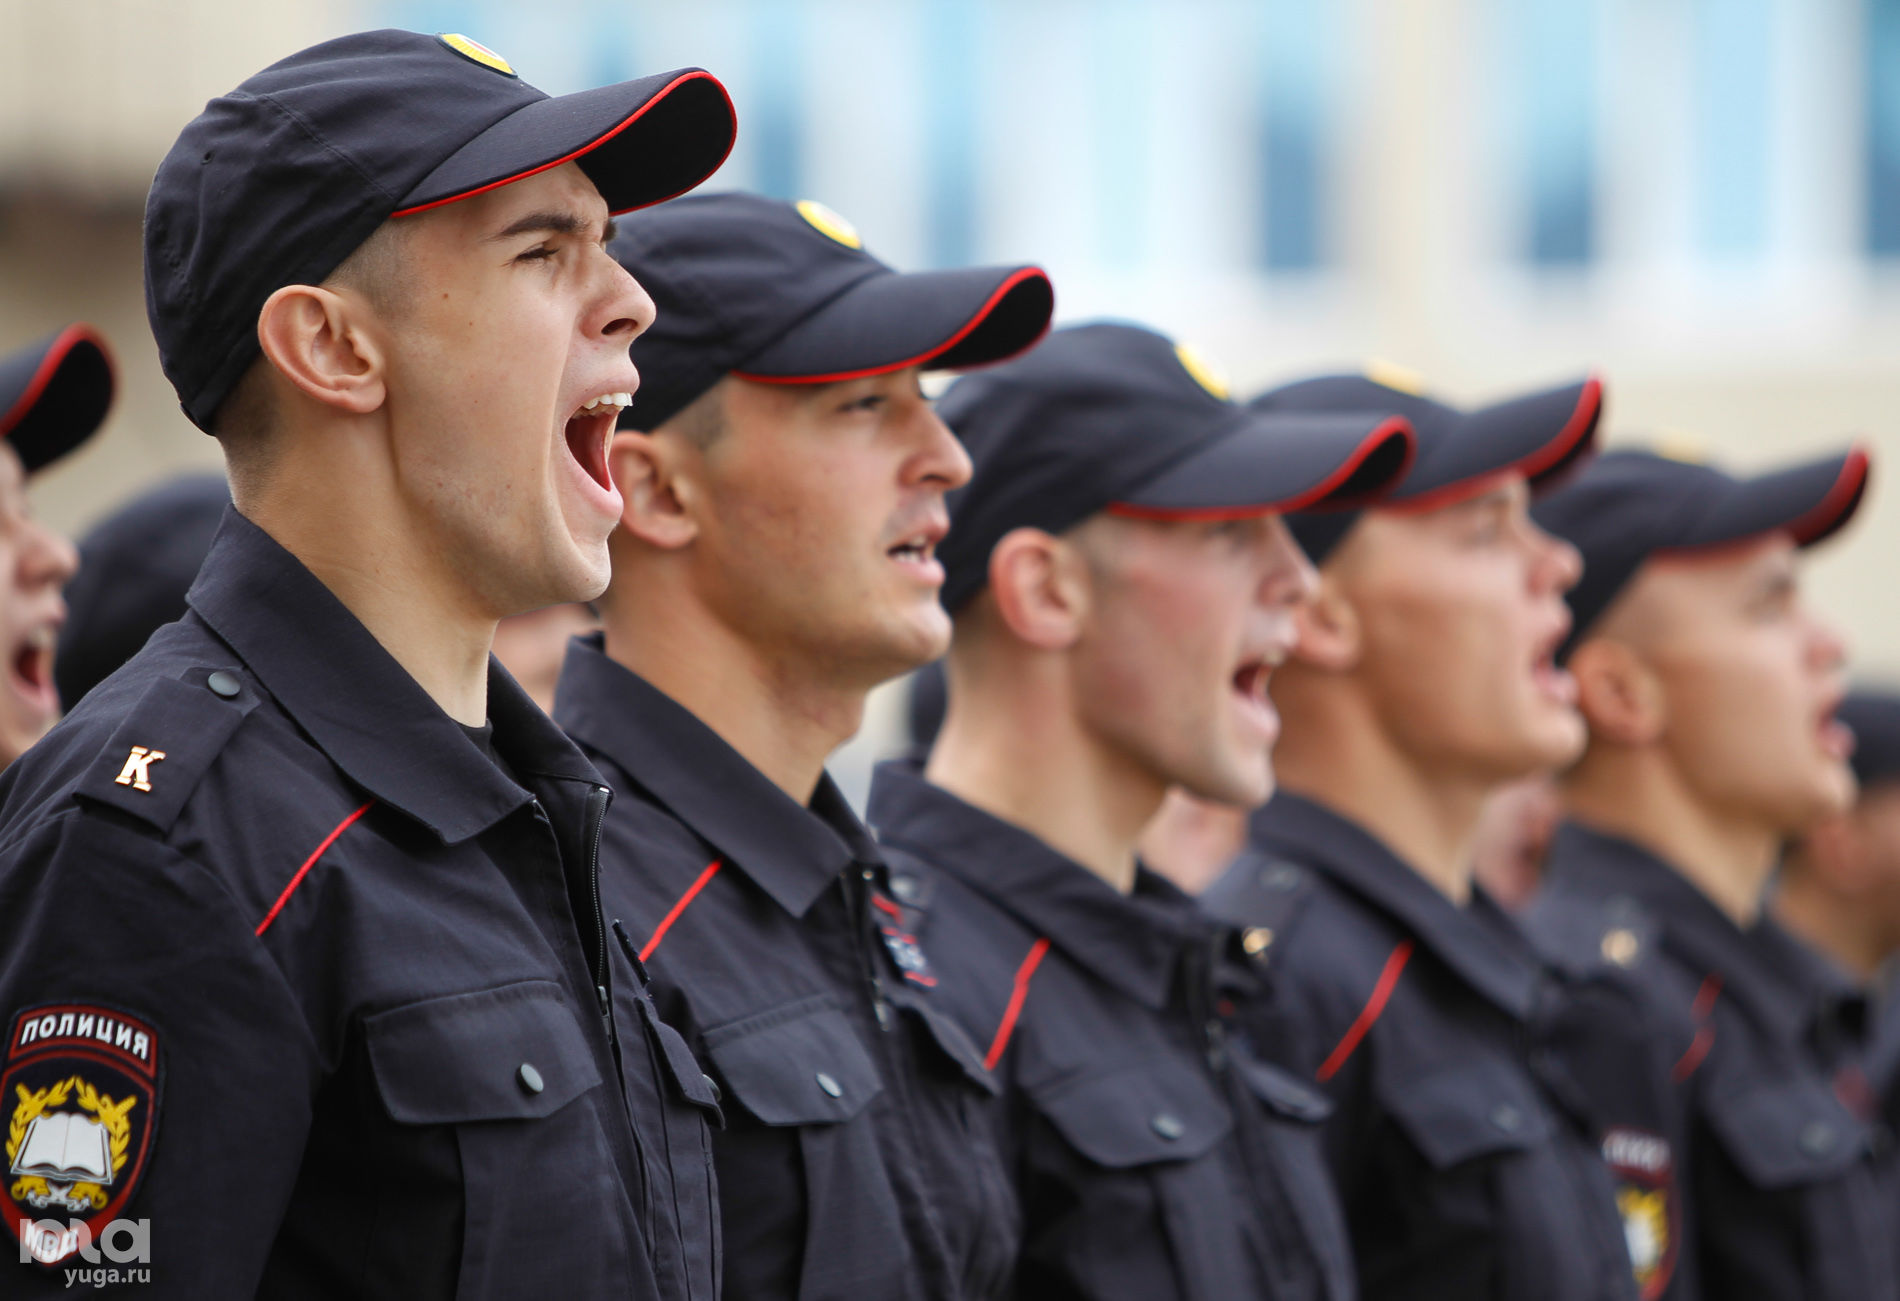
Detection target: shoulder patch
<box><xmin>2</xmin><ymin>1003</ymin><xmax>161</xmax><ymax>1267</ymax></box>
<box><xmin>73</xmin><ymin>670</ymin><xmax>257</xmax><ymax>835</ymax></box>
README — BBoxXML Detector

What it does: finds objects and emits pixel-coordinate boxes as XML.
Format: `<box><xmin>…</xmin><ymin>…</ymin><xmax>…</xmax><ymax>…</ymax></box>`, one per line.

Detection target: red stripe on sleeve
<box><xmin>984</xmin><ymin>937</ymin><xmax>1052</xmax><ymax>1071</ymax></box>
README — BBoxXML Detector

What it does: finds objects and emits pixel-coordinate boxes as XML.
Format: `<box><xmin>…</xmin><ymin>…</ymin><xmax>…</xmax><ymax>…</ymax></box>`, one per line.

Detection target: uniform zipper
<box><xmin>585</xmin><ymin>783</ymin><xmax>614</xmax><ymax>1028</ymax></box>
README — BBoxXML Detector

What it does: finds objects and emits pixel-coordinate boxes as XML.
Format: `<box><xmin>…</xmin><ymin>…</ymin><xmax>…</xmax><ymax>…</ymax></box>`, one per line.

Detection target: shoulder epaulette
<box><xmin>72</xmin><ymin>667</ymin><xmax>259</xmax><ymax>835</ymax></box>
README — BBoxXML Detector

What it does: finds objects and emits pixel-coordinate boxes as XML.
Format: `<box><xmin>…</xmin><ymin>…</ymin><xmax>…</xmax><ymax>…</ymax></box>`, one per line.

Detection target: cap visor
<box><xmin>1679</xmin><ymin>445</ymin><xmax>1871</xmax><ymax>551</ymax></box>
<box><xmin>1108</xmin><ymin>412</ymin><xmax>1417</xmax><ymax>520</ymax></box>
<box><xmin>1397</xmin><ymin>375</ymin><xmax>1602</xmax><ymax>508</ymax></box>
<box><xmin>734</xmin><ymin>265</ymin><xmax>1053</xmax><ymax>384</ymax></box>
<box><xmin>394</xmin><ymin>68</ymin><xmax>736</xmax><ymax>217</ymax></box>
<box><xmin>0</xmin><ymin>325</ymin><xmax>114</xmax><ymax>473</ymax></box>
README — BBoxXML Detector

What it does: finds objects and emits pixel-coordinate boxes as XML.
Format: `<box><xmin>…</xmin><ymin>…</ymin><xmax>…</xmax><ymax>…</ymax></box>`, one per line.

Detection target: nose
<box><xmin>592</xmin><ymin>254</ymin><xmax>658</xmax><ymax>343</ymax></box>
<box><xmin>1260</xmin><ymin>515</ymin><xmax>1319</xmax><ymax>609</ymax></box>
<box><xmin>1528</xmin><ymin>522</ymin><xmax>1582</xmax><ymax>596</ymax></box>
<box><xmin>19</xmin><ymin>518</ymin><xmax>77</xmax><ymax>592</ymax></box>
<box><xmin>910</xmin><ymin>403</ymin><xmax>973</xmax><ymax>492</ymax></box>
<box><xmin>1807</xmin><ymin>609</ymin><xmax>1849</xmax><ymax>676</ymax></box>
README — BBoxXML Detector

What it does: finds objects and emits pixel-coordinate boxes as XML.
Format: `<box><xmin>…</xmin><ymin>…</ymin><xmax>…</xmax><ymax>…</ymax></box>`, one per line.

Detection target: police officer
<box><xmin>1526</xmin><ymin>445</ymin><xmax>1894</xmax><ymax>1301</ymax></box>
<box><xmin>1200</xmin><ymin>372</ymin><xmax>1670</xmax><ymax>1301</ymax></box>
<box><xmin>0</xmin><ymin>30</ymin><xmax>736</xmax><ymax>1296</ymax></box>
<box><xmin>869</xmin><ymin>322</ymin><xmax>1416</xmax><ymax>1299</ymax></box>
<box><xmin>1775</xmin><ymin>688</ymin><xmax>1900</xmax><ymax>988</ymax></box>
<box><xmin>0</xmin><ymin>325</ymin><xmax>113</xmax><ymax>766</ymax></box>
<box><xmin>553</xmin><ymin>192</ymin><xmax>1053</xmax><ymax>1299</ymax></box>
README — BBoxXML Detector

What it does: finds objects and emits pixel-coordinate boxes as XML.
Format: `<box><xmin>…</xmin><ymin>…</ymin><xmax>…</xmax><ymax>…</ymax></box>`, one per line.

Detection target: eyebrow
<box><xmin>489</xmin><ymin>210</ymin><xmax>617</xmax><ymax>243</ymax></box>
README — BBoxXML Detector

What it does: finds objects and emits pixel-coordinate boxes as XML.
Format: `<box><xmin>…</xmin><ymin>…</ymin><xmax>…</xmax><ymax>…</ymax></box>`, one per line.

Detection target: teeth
<box><xmin>25</xmin><ymin>628</ymin><xmax>54</xmax><ymax>652</ymax></box>
<box><xmin>579</xmin><ymin>392</ymin><xmax>632</xmax><ymax>413</ymax></box>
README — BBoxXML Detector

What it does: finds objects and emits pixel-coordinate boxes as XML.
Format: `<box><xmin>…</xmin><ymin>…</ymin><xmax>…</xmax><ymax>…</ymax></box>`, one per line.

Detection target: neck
<box><xmin>926</xmin><ymin>657</ymin><xmax>1164</xmax><ymax>895</ymax></box>
<box><xmin>601</xmin><ymin>597</ymin><xmax>863</xmax><ymax>803</ymax></box>
<box><xmin>1562</xmin><ymin>749</ymin><xmax>1779</xmax><ymax>926</ymax></box>
<box><xmin>1272</xmin><ymin>681</ymin><xmax>1491</xmax><ymax>903</ymax></box>
<box><xmin>1772</xmin><ymin>877</ymin><xmax>1884</xmax><ymax>983</ymax></box>
<box><xmin>236</xmin><ymin>483</ymin><xmax>493</xmax><ymax>727</ymax></box>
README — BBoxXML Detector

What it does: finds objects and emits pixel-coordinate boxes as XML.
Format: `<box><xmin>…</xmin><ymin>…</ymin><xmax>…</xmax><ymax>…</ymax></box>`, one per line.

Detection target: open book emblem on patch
<box><xmin>2</xmin><ymin>1004</ymin><xmax>160</xmax><ymax>1267</ymax></box>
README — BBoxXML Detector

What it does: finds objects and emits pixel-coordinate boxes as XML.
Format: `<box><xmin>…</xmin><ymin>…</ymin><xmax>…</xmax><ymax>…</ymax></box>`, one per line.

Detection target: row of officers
<box><xmin>0</xmin><ymin>27</ymin><xmax>1896</xmax><ymax>1300</ymax></box>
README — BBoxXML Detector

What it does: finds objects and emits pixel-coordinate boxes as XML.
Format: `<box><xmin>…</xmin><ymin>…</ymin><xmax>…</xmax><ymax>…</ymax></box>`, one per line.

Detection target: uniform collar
<box><xmin>867</xmin><ymin>759</ymin><xmax>1201</xmax><ymax>1011</ymax></box>
<box><xmin>1249</xmin><ymin>791</ymin><xmax>1541</xmax><ymax>1021</ymax></box>
<box><xmin>554</xmin><ymin>633</ymin><xmax>874</xmax><ymax>918</ymax></box>
<box><xmin>1544</xmin><ymin>821</ymin><xmax>1822</xmax><ymax>1046</ymax></box>
<box><xmin>186</xmin><ymin>509</ymin><xmax>603</xmax><ymax>844</ymax></box>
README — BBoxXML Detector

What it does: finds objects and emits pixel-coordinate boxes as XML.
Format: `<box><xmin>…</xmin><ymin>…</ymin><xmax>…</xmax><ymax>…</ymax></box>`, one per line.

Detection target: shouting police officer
<box><xmin>1527</xmin><ymin>444</ymin><xmax>1892</xmax><ymax>1301</ymax></box>
<box><xmin>0</xmin><ymin>30</ymin><xmax>735</xmax><ymax>1297</ymax></box>
<box><xmin>553</xmin><ymin>192</ymin><xmax>1052</xmax><ymax>1299</ymax></box>
<box><xmin>868</xmin><ymin>322</ymin><xmax>1414</xmax><ymax>1299</ymax></box>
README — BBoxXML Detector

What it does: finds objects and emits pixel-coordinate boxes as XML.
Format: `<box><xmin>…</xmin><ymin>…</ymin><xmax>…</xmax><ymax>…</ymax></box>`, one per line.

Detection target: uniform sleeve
<box><xmin>0</xmin><ymin>808</ymin><xmax>320</xmax><ymax>1297</ymax></box>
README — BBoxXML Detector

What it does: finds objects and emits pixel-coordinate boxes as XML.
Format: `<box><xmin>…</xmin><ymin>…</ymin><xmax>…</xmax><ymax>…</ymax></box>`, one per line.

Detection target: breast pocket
<box><xmin>364</xmin><ymin>980</ymin><xmax>631</xmax><ymax>1301</ymax></box>
<box><xmin>1700</xmin><ymin>1075</ymin><xmax>1889</xmax><ymax>1301</ymax></box>
<box><xmin>1029</xmin><ymin>1059</ymin><xmax>1243</xmax><ymax>1301</ymax></box>
<box><xmin>702</xmin><ymin>996</ymin><xmax>911</xmax><ymax>1299</ymax></box>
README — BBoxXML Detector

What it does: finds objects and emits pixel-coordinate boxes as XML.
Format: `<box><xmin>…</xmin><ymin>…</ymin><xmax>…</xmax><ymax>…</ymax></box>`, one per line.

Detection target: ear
<box><xmin>1569</xmin><ymin>637</ymin><xmax>1666</xmax><ymax>745</ymax></box>
<box><xmin>988</xmin><ymin>527</ymin><xmax>1089</xmax><ymax>651</ymax></box>
<box><xmin>1291</xmin><ymin>571</ymin><xmax>1360</xmax><ymax>671</ymax></box>
<box><xmin>610</xmin><ymin>429</ymin><xmax>700</xmax><ymax>550</ymax></box>
<box><xmin>254</xmin><ymin>284</ymin><xmax>386</xmax><ymax>416</ymax></box>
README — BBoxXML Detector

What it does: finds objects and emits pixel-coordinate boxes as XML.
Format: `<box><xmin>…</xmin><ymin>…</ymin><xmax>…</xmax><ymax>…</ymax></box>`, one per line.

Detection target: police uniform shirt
<box><xmin>867</xmin><ymin>760</ymin><xmax>1355</xmax><ymax>1301</ymax></box>
<box><xmin>0</xmin><ymin>511</ymin><xmax>718</xmax><ymax>1299</ymax></box>
<box><xmin>1527</xmin><ymin>822</ymin><xmax>1898</xmax><ymax>1301</ymax></box>
<box><xmin>1202</xmin><ymin>793</ymin><xmax>1642</xmax><ymax>1301</ymax></box>
<box><xmin>554</xmin><ymin>636</ymin><xmax>1016</xmax><ymax>1301</ymax></box>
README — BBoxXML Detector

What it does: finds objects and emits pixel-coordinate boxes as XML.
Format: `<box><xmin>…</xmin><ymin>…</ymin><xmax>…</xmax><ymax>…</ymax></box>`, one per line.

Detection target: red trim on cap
<box><xmin>0</xmin><ymin>324</ymin><xmax>113</xmax><ymax>443</ymax></box>
<box><xmin>1102</xmin><ymin>416</ymin><xmax>1419</xmax><ymax>522</ymax></box>
<box><xmin>390</xmin><ymin>70</ymin><xmax>737</xmax><ymax>219</ymax></box>
<box><xmin>983</xmin><ymin>936</ymin><xmax>1051</xmax><ymax>1070</ymax></box>
<box><xmin>1787</xmin><ymin>443</ymin><xmax>1870</xmax><ymax>545</ymax></box>
<box><xmin>1386</xmin><ymin>375</ymin><xmax>1603</xmax><ymax>516</ymax></box>
<box><xmin>731</xmin><ymin>267</ymin><xmax>1054</xmax><ymax>387</ymax></box>
<box><xmin>256</xmin><ymin>801</ymin><xmax>375</xmax><ymax>936</ymax></box>
<box><xmin>1315</xmin><ymin>939</ymin><xmax>1413</xmax><ymax>1083</ymax></box>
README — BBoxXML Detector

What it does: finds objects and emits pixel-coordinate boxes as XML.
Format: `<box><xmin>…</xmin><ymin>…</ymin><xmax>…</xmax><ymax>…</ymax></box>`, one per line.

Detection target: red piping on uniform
<box><xmin>1105</xmin><ymin>416</ymin><xmax>1420</xmax><ymax>522</ymax></box>
<box><xmin>0</xmin><ymin>324</ymin><xmax>111</xmax><ymax>441</ymax></box>
<box><xmin>641</xmin><ymin>859</ymin><xmax>722</xmax><ymax>961</ymax></box>
<box><xmin>1386</xmin><ymin>375</ymin><xmax>1603</xmax><ymax>515</ymax></box>
<box><xmin>984</xmin><ymin>936</ymin><xmax>1051</xmax><ymax>1070</ymax></box>
<box><xmin>1315</xmin><ymin>939</ymin><xmax>1414</xmax><ymax>1083</ymax></box>
<box><xmin>390</xmin><ymin>70</ymin><xmax>737</xmax><ymax>219</ymax></box>
<box><xmin>1671</xmin><ymin>973</ymin><xmax>1722</xmax><ymax>1082</ymax></box>
<box><xmin>872</xmin><ymin>893</ymin><xmax>904</xmax><ymax>919</ymax></box>
<box><xmin>256</xmin><ymin>802</ymin><xmax>374</xmax><ymax>937</ymax></box>
<box><xmin>732</xmin><ymin>267</ymin><xmax>1053</xmax><ymax>388</ymax></box>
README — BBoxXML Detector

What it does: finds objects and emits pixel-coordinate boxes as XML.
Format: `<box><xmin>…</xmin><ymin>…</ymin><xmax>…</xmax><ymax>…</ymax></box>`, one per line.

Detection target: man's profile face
<box><xmin>1331</xmin><ymin>476</ymin><xmax>1585</xmax><ymax>783</ymax></box>
<box><xmin>0</xmin><ymin>444</ymin><xmax>77</xmax><ymax>767</ymax></box>
<box><xmin>367</xmin><ymin>162</ymin><xmax>652</xmax><ymax>618</ymax></box>
<box><xmin>677</xmin><ymin>366</ymin><xmax>971</xmax><ymax>690</ymax></box>
<box><xmin>1070</xmin><ymin>512</ymin><xmax>1313</xmax><ymax>808</ymax></box>
<box><xmin>1616</xmin><ymin>534</ymin><xmax>1852</xmax><ymax>833</ymax></box>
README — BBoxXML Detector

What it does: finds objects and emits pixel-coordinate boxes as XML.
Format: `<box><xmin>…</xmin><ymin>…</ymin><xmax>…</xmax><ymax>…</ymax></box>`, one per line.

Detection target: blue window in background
<box><xmin>922</xmin><ymin>0</ymin><xmax>981</xmax><ymax>268</ymax></box>
<box><xmin>1691</xmin><ymin>0</ymin><xmax>1772</xmax><ymax>261</ymax></box>
<box><xmin>1502</xmin><ymin>0</ymin><xmax>1597</xmax><ymax>267</ymax></box>
<box><xmin>1868</xmin><ymin>0</ymin><xmax>1900</xmax><ymax>255</ymax></box>
<box><xmin>1259</xmin><ymin>0</ymin><xmax>1331</xmax><ymax>272</ymax></box>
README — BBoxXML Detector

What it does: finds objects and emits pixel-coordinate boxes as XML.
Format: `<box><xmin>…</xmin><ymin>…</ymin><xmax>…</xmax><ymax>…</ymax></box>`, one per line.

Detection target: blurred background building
<box><xmin>2</xmin><ymin>0</ymin><xmax>1896</xmax><ymax>783</ymax></box>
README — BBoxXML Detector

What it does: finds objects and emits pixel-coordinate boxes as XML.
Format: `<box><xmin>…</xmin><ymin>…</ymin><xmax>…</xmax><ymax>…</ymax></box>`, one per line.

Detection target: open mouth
<box><xmin>1530</xmin><ymin>618</ymin><xmax>1578</xmax><ymax>706</ymax></box>
<box><xmin>1818</xmin><ymin>696</ymin><xmax>1856</xmax><ymax>761</ymax></box>
<box><xmin>1231</xmin><ymin>650</ymin><xmax>1285</xmax><ymax>740</ymax></box>
<box><xmin>8</xmin><ymin>626</ymin><xmax>58</xmax><ymax>722</ymax></box>
<box><xmin>564</xmin><ymin>392</ymin><xmax>630</xmax><ymax>494</ymax></box>
<box><xmin>886</xmin><ymin>521</ymin><xmax>948</xmax><ymax>585</ymax></box>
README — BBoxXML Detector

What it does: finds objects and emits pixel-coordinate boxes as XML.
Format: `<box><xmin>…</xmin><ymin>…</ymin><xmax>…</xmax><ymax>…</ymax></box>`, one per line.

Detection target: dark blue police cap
<box><xmin>611</xmin><ymin>193</ymin><xmax>1054</xmax><ymax>431</ymax></box>
<box><xmin>1531</xmin><ymin>444</ymin><xmax>1871</xmax><ymax>661</ymax></box>
<box><xmin>145</xmin><ymin>29</ymin><xmax>737</xmax><ymax>432</ymax></box>
<box><xmin>56</xmin><ymin>474</ymin><xmax>231</xmax><ymax>712</ymax></box>
<box><xmin>0</xmin><ymin>325</ymin><xmax>114</xmax><ymax>473</ymax></box>
<box><xmin>935</xmin><ymin>322</ymin><xmax>1418</xmax><ymax>614</ymax></box>
<box><xmin>1837</xmin><ymin>689</ymin><xmax>1900</xmax><ymax>789</ymax></box>
<box><xmin>1253</xmin><ymin>370</ymin><xmax>1603</xmax><ymax>563</ymax></box>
